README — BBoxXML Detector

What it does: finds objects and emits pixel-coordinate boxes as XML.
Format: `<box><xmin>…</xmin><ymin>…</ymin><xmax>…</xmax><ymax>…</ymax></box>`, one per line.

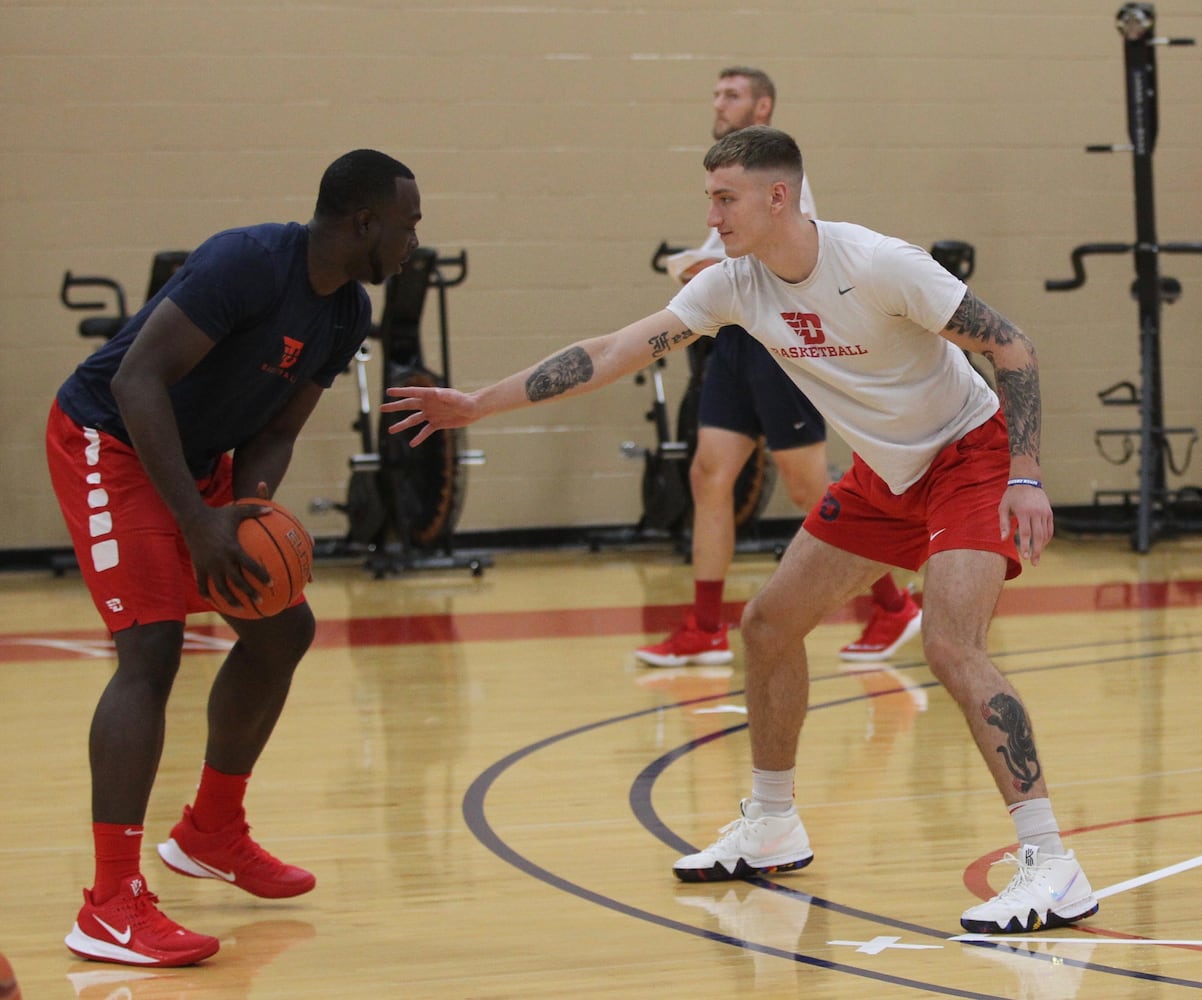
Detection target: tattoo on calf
<box><xmin>982</xmin><ymin>692</ymin><xmax>1042</xmax><ymax>793</ymax></box>
<box><xmin>526</xmin><ymin>346</ymin><xmax>594</xmax><ymax>402</ymax></box>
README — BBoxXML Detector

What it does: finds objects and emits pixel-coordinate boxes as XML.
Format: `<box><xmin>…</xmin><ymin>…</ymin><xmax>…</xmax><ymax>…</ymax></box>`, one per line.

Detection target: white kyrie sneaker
<box><xmin>960</xmin><ymin>844</ymin><xmax>1099</xmax><ymax>934</ymax></box>
<box><xmin>673</xmin><ymin>799</ymin><xmax>814</xmax><ymax>883</ymax></box>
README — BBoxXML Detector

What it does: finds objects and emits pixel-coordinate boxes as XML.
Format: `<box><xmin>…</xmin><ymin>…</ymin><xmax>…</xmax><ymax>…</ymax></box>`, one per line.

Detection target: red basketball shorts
<box><xmin>803</xmin><ymin>409</ymin><xmax>1022</xmax><ymax>580</ymax></box>
<box><xmin>45</xmin><ymin>399</ymin><xmax>236</xmax><ymax>634</ymax></box>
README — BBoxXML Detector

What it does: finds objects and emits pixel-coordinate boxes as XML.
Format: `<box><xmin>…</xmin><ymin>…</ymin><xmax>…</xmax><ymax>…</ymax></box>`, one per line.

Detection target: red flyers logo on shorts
<box><xmin>279</xmin><ymin>336</ymin><xmax>305</xmax><ymax>369</ymax></box>
<box><xmin>781</xmin><ymin>312</ymin><xmax>825</xmax><ymax>345</ymax></box>
<box><xmin>818</xmin><ymin>489</ymin><xmax>841</xmax><ymax>521</ymax></box>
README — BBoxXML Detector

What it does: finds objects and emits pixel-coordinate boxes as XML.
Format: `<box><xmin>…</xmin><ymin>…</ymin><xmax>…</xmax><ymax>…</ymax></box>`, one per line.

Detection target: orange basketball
<box><xmin>0</xmin><ymin>952</ymin><xmax>21</xmax><ymax>1000</ymax></box>
<box><xmin>206</xmin><ymin>498</ymin><xmax>313</xmax><ymax>620</ymax></box>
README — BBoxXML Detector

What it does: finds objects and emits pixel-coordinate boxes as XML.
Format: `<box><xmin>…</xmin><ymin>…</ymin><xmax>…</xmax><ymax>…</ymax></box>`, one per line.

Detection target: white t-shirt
<box><xmin>666</xmin><ymin>219</ymin><xmax>999</xmax><ymax>493</ymax></box>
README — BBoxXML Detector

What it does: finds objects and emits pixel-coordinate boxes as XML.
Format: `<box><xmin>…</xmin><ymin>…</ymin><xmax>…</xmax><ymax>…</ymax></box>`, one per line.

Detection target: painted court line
<box><xmin>954</xmin><ymin>935</ymin><xmax>1202</xmax><ymax>946</ymax></box>
<box><xmin>1093</xmin><ymin>854</ymin><xmax>1202</xmax><ymax>901</ymax></box>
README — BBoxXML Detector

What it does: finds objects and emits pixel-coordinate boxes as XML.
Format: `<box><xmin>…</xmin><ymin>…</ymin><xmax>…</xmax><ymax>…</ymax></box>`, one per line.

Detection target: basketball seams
<box><xmin>245</xmin><ymin>515</ymin><xmax>296</xmax><ymax>610</ymax></box>
<box><xmin>270</xmin><ymin>515</ymin><xmax>304</xmax><ymax>601</ymax></box>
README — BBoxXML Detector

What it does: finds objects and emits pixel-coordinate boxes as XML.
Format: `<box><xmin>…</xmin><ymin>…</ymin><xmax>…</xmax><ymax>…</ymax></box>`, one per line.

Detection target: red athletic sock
<box><xmin>190</xmin><ymin>763</ymin><xmax>251</xmax><ymax>833</ymax></box>
<box><xmin>694</xmin><ymin>580</ymin><xmax>725</xmax><ymax>633</ymax></box>
<box><xmin>870</xmin><ymin>574</ymin><xmax>907</xmax><ymax>613</ymax></box>
<box><xmin>92</xmin><ymin>822</ymin><xmax>143</xmax><ymax>903</ymax></box>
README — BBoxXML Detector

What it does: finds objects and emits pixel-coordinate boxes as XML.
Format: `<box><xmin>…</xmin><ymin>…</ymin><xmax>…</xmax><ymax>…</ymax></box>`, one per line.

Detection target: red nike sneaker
<box><xmin>65</xmin><ymin>874</ymin><xmax>219</xmax><ymax>967</ymax></box>
<box><xmin>635</xmin><ymin>614</ymin><xmax>733</xmax><ymax>667</ymax></box>
<box><xmin>157</xmin><ymin>806</ymin><xmax>316</xmax><ymax>899</ymax></box>
<box><xmin>839</xmin><ymin>592</ymin><xmax>922</xmax><ymax>662</ymax></box>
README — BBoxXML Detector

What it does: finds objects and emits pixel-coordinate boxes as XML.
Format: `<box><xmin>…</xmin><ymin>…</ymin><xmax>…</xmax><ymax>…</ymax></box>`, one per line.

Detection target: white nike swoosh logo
<box><xmin>930</xmin><ymin>528</ymin><xmax>947</xmax><ymax>541</ymax></box>
<box><xmin>94</xmin><ymin>915</ymin><xmax>132</xmax><ymax>944</ymax></box>
<box><xmin>195</xmin><ymin>858</ymin><xmax>238</xmax><ymax>882</ymax></box>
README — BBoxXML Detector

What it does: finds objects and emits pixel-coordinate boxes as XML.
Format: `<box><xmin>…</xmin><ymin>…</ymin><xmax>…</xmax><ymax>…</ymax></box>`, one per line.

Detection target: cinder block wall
<box><xmin>3</xmin><ymin>2</ymin><xmax>1201</xmax><ymax>549</ymax></box>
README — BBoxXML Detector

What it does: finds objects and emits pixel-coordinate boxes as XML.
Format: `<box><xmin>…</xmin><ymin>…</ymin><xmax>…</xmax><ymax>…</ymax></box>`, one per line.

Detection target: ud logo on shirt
<box><xmin>781</xmin><ymin>312</ymin><xmax>825</xmax><ymax>345</ymax></box>
<box><xmin>279</xmin><ymin>336</ymin><xmax>305</xmax><ymax>369</ymax></box>
<box><xmin>262</xmin><ymin>336</ymin><xmax>306</xmax><ymax>380</ymax></box>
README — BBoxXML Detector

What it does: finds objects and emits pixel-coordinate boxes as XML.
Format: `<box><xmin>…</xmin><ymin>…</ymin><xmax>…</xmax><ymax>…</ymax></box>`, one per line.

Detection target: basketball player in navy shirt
<box><xmin>46</xmin><ymin>149</ymin><xmax>421</xmax><ymax>967</ymax></box>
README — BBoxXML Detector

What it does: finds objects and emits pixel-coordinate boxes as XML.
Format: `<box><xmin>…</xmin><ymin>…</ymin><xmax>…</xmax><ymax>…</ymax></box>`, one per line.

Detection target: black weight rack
<box><xmin>1046</xmin><ymin>3</ymin><xmax>1201</xmax><ymax>552</ymax></box>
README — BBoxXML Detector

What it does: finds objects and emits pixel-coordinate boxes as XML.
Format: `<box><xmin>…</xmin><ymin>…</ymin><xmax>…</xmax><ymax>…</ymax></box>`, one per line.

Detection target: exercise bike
<box><xmin>589</xmin><ymin>241</ymin><xmax>776</xmax><ymax>557</ymax></box>
<box><xmin>60</xmin><ymin>250</ymin><xmax>190</xmax><ymax>342</ymax></box>
<box><xmin>312</xmin><ymin>247</ymin><xmax>490</xmax><ymax>577</ymax></box>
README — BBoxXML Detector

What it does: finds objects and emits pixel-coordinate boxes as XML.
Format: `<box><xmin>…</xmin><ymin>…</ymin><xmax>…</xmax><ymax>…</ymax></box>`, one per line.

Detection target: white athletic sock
<box><xmin>751</xmin><ymin>768</ymin><xmax>795</xmax><ymax>816</ymax></box>
<box><xmin>1009</xmin><ymin>798</ymin><xmax>1066</xmax><ymax>856</ymax></box>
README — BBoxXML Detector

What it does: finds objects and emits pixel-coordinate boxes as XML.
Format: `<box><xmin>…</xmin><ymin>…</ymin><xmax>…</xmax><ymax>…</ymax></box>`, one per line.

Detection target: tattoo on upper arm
<box><xmin>650</xmin><ymin>328</ymin><xmax>695</xmax><ymax>358</ymax></box>
<box><xmin>982</xmin><ymin>693</ymin><xmax>1042</xmax><ymax>793</ymax></box>
<box><xmin>946</xmin><ymin>290</ymin><xmax>1019</xmax><ymax>348</ymax></box>
<box><xmin>526</xmin><ymin>346</ymin><xmax>594</xmax><ymax>402</ymax></box>
<box><xmin>948</xmin><ymin>290</ymin><xmax>1041</xmax><ymax>461</ymax></box>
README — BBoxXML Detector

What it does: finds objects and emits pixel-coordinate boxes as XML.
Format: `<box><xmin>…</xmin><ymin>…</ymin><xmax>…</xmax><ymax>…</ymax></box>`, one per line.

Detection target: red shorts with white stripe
<box><xmin>45</xmin><ymin>399</ymin><xmax>235</xmax><ymax>634</ymax></box>
<box><xmin>803</xmin><ymin>409</ymin><xmax>1022</xmax><ymax>580</ymax></box>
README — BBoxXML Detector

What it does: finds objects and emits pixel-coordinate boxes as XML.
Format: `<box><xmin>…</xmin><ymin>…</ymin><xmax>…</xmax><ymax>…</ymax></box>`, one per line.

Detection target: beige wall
<box><xmin>3</xmin><ymin>1</ymin><xmax>1201</xmax><ymax>550</ymax></box>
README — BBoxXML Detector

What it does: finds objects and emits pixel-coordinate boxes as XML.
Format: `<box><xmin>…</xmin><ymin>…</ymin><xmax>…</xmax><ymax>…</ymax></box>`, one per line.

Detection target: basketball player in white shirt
<box><xmin>382</xmin><ymin>125</ymin><xmax>1097</xmax><ymax>935</ymax></box>
<box><xmin>637</xmin><ymin>66</ymin><xmax>920</xmax><ymax>670</ymax></box>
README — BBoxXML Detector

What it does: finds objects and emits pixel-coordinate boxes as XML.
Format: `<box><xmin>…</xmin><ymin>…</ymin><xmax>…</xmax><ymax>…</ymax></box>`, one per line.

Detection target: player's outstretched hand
<box><xmin>999</xmin><ymin>482</ymin><xmax>1053</xmax><ymax>566</ymax></box>
<box><xmin>382</xmin><ymin>384</ymin><xmax>479</xmax><ymax>446</ymax></box>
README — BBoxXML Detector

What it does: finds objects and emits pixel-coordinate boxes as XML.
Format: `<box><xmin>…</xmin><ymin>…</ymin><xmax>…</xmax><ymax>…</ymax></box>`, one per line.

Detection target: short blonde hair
<box><xmin>703</xmin><ymin>125</ymin><xmax>804</xmax><ymax>190</ymax></box>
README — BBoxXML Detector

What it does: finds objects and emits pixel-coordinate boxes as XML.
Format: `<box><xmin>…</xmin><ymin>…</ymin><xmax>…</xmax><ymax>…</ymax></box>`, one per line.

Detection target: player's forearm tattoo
<box><xmin>982</xmin><ymin>693</ymin><xmax>1042</xmax><ymax>793</ymax></box>
<box><xmin>526</xmin><ymin>346</ymin><xmax>594</xmax><ymax>402</ymax></box>
<box><xmin>995</xmin><ymin>364</ymin><xmax>1041</xmax><ymax>460</ymax></box>
<box><xmin>947</xmin><ymin>291</ymin><xmax>1042</xmax><ymax>461</ymax></box>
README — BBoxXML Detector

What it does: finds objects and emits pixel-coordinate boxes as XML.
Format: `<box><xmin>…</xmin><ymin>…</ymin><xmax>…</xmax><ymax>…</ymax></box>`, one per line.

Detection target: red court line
<box><xmin>4</xmin><ymin>577</ymin><xmax>1202</xmax><ymax>663</ymax></box>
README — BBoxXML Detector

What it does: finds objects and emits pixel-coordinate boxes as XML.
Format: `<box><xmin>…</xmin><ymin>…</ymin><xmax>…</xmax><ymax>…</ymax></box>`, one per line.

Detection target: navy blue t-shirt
<box><xmin>57</xmin><ymin>222</ymin><xmax>371</xmax><ymax>479</ymax></box>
